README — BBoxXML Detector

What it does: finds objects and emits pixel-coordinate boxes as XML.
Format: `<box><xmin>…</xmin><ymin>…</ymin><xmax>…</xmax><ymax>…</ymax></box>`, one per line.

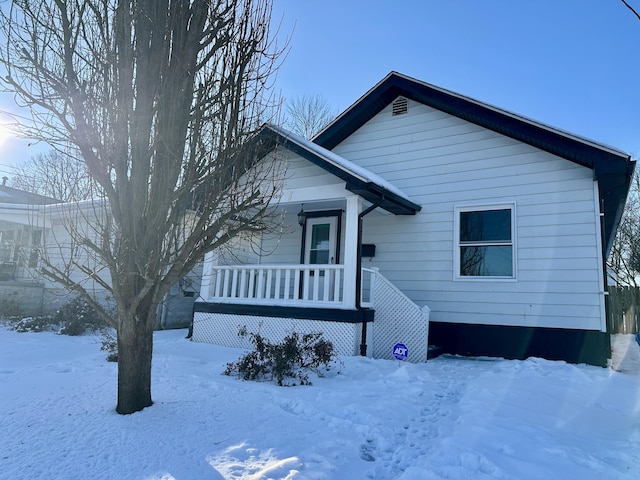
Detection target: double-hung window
<box><xmin>455</xmin><ymin>204</ymin><xmax>515</xmax><ymax>279</ymax></box>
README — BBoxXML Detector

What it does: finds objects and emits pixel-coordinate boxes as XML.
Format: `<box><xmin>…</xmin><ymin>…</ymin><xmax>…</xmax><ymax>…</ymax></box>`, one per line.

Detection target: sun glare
<box><xmin>0</xmin><ymin>110</ymin><xmax>21</xmax><ymax>146</ymax></box>
<box><xmin>0</xmin><ymin>124</ymin><xmax>12</xmax><ymax>146</ymax></box>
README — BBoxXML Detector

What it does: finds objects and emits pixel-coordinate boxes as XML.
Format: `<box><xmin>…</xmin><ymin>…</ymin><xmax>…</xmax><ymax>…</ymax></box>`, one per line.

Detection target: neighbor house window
<box><xmin>455</xmin><ymin>205</ymin><xmax>515</xmax><ymax>279</ymax></box>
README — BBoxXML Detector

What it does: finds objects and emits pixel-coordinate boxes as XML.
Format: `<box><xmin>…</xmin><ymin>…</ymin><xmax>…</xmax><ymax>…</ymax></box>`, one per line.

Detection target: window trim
<box><xmin>453</xmin><ymin>203</ymin><xmax>517</xmax><ymax>281</ymax></box>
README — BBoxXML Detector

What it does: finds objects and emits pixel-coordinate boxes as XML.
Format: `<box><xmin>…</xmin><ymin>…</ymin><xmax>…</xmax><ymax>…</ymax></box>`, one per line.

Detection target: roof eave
<box><xmin>313</xmin><ymin>71</ymin><xmax>635</xmax><ymax>255</ymax></box>
<box><xmin>346</xmin><ymin>182</ymin><xmax>421</xmax><ymax>215</ymax></box>
<box><xmin>261</xmin><ymin>125</ymin><xmax>420</xmax><ymax>215</ymax></box>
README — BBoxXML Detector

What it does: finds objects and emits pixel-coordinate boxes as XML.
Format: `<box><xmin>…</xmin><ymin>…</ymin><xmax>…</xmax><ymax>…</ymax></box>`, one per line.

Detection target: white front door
<box><xmin>302</xmin><ymin>216</ymin><xmax>339</xmax><ymax>301</ymax></box>
<box><xmin>304</xmin><ymin>216</ymin><xmax>338</xmax><ymax>265</ymax></box>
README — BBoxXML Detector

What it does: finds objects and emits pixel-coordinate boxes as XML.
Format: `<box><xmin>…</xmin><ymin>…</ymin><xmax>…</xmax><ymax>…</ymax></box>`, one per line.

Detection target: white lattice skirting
<box><xmin>367</xmin><ymin>271</ymin><xmax>430</xmax><ymax>363</ymax></box>
<box><xmin>192</xmin><ymin>312</ymin><xmax>362</xmax><ymax>357</ymax></box>
<box><xmin>192</xmin><ymin>270</ymin><xmax>430</xmax><ymax>362</ymax></box>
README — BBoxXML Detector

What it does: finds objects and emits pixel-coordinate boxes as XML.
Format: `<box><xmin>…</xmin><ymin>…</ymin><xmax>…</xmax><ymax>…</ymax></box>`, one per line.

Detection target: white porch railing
<box><xmin>205</xmin><ymin>264</ymin><xmax>351</xmax><ymax>306</ymax></box>
<box><xmin>360</xmin><ymin>266</ymin><xmax>376</xmax><ymax>309</ymax></box>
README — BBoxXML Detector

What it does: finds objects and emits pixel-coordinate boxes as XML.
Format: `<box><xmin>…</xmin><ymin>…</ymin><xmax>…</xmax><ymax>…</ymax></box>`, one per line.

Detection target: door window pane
<box><xmin>309</xmin><ymin>223</ymin><xmax>330</xmax><ymax>264</ymax></box>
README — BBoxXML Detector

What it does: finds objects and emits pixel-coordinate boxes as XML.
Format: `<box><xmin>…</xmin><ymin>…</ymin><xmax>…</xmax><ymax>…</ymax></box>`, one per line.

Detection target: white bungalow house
<box><xmin>192</xmin><ymin>72</ymin><xmax>635</xmax><ymax>366</ymax></box>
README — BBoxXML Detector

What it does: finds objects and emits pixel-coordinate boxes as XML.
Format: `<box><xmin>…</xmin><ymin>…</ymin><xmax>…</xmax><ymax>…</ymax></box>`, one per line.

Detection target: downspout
<box><xmin>160</xmin><ymin>293</ymin><xmax>169</xmax><ymax>330</ymax></box>
<box><xmin>598</xmin><ymin>195</ymin><xmax>612</xmax><ymax>360</ymax></box>
<box><xmin>357</xmin><ymin>199</ymin><xmax>383</xmax><ymax>356</ymax></box>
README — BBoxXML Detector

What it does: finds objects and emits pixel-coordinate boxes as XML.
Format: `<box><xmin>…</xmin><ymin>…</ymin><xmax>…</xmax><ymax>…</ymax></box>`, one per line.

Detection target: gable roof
<box><xmin>261</xmin><ymin>124</ymin><xmax>421</xmax><ymax>215</ymax></box>
<box><xmin>313</xmin><ymin>71</ymin><xmax>635</xmax><ymax>255</ymax></box>
<box><xmin>0</xmin><ymin>184</ymin><xmax>61</xmax><ymax>205</ymax></box>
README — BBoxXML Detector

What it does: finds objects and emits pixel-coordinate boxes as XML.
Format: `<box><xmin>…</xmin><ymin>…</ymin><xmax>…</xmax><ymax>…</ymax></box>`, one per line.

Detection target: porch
<box><xmin>191</xmin><ymin>124</ymin><xmax>429</xmax><ymax>360</ymax></box>
<box><xmin>192</xmin><ymin>265</ymin><xmax>431</xmax><ymax>362</ymax></box>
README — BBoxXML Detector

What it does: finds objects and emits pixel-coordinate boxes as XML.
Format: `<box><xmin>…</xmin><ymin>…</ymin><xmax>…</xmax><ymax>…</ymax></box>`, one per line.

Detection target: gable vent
<box><xmin>392</xmin><ymin>97</ymin><xmax>408</xmax><ymax>115</ymax></box>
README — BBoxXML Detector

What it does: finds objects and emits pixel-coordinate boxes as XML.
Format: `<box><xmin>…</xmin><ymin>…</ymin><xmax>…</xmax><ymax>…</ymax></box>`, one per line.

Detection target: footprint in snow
<box><xmin>359</xmin><ymin>439</ymin><xmax>376</xmax><ymax>462</ymax></box>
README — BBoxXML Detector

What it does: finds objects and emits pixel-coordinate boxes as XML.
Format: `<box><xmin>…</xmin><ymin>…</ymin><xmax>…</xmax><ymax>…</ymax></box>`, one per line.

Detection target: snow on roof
<box><xmin>0</xmin><ymin>185</ymin><xmax>61</xmax><ymax>204</ymax></box>
<box><xmin>268</xmin><ymin>124</ymin><xmax>415</xmax><ymax>205</ymax></box>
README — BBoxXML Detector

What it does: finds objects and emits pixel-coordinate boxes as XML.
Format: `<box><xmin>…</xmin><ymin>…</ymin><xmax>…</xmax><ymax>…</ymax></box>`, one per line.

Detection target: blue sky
<box><xmin>0</xmin><ymin>0</ymin><xmax>639</xmax><ymax>174</ymax></box>
<box><xmin>270</xmin><ymin>0</ymin><xmax>640</xmax><ymax>156</ymax></box>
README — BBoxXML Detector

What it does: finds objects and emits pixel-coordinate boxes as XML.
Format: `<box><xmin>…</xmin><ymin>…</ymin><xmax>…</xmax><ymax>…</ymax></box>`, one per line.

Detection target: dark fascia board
<box><xmin>194</xmin><ymin>301</ymin><xmax>375</xmax><ymax>323</ymax></box>
<box><xmin>259</xmin><ymin>126</ymin><xmax>420</xmax><ymax>215</ymax></box>
<box><xmin>313</xmin><ymin>72</ymin><xmax>635</xmax><ymax>255</ymax></box>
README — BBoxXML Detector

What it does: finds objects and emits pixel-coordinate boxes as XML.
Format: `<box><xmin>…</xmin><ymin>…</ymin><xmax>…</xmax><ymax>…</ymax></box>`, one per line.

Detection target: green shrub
<box><xmin>10</xmin><ymin>316</ymin><xmax>59</xmax><ymax>333</ymax></box>
<box><xmin>100</xmin><ymin>330</ymin><xmax>118</xmax><ymax>362</ymax></box>
<box><xmin>6</xmin><ymin>296</ymin><xmax>110</xmax><ymax>336</ymax></box>
<box><xmin>224</xmin><ymin>329</ymin><xmax>337</xmax><ymax>386</ymax></box>
<box><xmin>55</xmin><ymin>296</ymin><xmax>109</xmax><ymax>336</ymax></box>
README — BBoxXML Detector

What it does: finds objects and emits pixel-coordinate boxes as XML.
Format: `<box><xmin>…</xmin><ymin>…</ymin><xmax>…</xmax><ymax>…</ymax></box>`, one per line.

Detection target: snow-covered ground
<box><xmin>2</xmin><ymin>327</ymin><xmax>640</xmax><ymax>480</ymax></box>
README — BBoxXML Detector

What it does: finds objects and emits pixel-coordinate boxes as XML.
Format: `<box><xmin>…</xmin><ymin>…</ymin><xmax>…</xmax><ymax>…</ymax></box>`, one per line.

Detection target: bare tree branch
<box><xmin>285</xmin><ymin>94</ymin><xmax>337</xmax><ymax>139</ymax></box>
<box><xmin>608</xmin><ymin>165</ymin><xmax>640</xmax><ymax>287</ymax></box>
<box><xmin>622</xmin><ymin>0</ymin><xmax>640</xmax><ymax>21</ymax></box>
<box><xmin>10</xmin><ymin>149</ymin><xmax>99</xmax><ymax>201</ymax></box>
<box><xmin>0</xmin><ymin>0</ymin><xmax>287</xmax><ymax>414</ymax></box>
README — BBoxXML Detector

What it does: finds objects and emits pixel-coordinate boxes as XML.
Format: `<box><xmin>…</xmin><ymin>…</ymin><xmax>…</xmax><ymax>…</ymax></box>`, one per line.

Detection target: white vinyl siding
<box><xmin>275</xmin><ymin>151</ymin><xmax>345</xmax><ymax>201</ymax></box>
<box><xmin>257</xmin><ymin>210</ymin><xmax>302</xmax><ymax>265</ymax></box>
<box><xmin>41</xmin><ymin>212</ymin><xmax>114</xmax><ymax>310</ymax></box>
<box><xmin>330</xmin><ymin>98</ymin><xmax>603</xmax><ymax>331</ymax></box>
<box><xmin>258</xmin><ymin>152</ymin><xmax>349</xmax><ymax>266</ymax></box>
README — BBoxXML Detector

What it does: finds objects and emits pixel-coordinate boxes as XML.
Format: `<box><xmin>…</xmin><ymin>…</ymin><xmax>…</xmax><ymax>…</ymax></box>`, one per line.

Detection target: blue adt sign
<box><xmin>393</xmin><ymin>343</ymin><xmax>408</xmax><ymax>361</ymax></box>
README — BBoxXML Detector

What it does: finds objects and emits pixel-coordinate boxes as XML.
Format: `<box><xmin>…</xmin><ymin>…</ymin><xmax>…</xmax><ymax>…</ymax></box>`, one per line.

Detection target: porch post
<box><xmin>343</xmin><ymin>195</ymin><xmax>361</xmax><ymax>308</ymax></box>
<box><xmin>199</xmin><ymin>250</ymin><xmax>219</xmax><ymax>300</ymax></box>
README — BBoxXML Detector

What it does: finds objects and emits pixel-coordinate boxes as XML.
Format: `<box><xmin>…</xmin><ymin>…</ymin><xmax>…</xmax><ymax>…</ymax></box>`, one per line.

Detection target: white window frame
<box><xmin>453</xmin><ymin>203</ymin><xmax>517</xmax><ymax>281</ymax></box>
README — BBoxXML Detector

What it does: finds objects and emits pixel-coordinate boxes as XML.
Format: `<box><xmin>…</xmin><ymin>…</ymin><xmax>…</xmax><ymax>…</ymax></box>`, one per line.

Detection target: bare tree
<box><xmin>614</xmin><ymin>0</ymin><xmax>640</xmax><ymax>287</ymax></box>
<box><xmin>0</xmin><ymin>0</ymin><xmax>285</xmax><ymax>414</ymax></box>
<box><xmin>285</xmin><ymin>94</ymin><xmax>337</xmax><ymax>139</ymax></box>
<box><xmin>608</xmin><ymin>168</ymin><xmax>640</xmax><ymax>288</ymax></box>
<box><xmin>11</xmin><ymin>149</ymin><xmax>98</xmax><ymax>202</ymax></box>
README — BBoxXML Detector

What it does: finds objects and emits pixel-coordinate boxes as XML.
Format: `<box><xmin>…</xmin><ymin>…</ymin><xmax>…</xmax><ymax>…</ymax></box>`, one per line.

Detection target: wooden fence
<box><xmin>607</xmin><ymin>286</ymin><xmax>640</xmax><ymax>334</ymax></box>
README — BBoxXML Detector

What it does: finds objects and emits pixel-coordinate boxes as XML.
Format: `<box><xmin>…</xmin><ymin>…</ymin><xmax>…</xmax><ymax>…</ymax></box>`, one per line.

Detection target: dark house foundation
<box><xmin>428</xmin><ymin>321</ymin><xmax>610</xmax><ymax>367</ymax></box>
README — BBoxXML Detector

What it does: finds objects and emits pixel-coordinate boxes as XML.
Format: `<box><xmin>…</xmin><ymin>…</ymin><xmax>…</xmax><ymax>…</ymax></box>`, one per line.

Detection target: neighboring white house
<box><xmin>0</xmin><ymin>181</ymin><xmax>61</xmax><ymax>316</ymax></box>
<box><xmin>192</xmin><ymin>72</ymin><xmax>635</xmax><ymax>366</ymax></box>
<box><xmin>0</xmin><ymin>186</ymin><xmax>198</xmax><ymax>327</ymax></box>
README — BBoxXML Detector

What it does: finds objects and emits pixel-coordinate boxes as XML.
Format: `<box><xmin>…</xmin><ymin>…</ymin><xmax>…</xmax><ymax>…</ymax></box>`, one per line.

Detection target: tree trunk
<box><xmin>116</xmin><ymin>303</ymin><xmax>156</xmax><ymax>414</ymax></box>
